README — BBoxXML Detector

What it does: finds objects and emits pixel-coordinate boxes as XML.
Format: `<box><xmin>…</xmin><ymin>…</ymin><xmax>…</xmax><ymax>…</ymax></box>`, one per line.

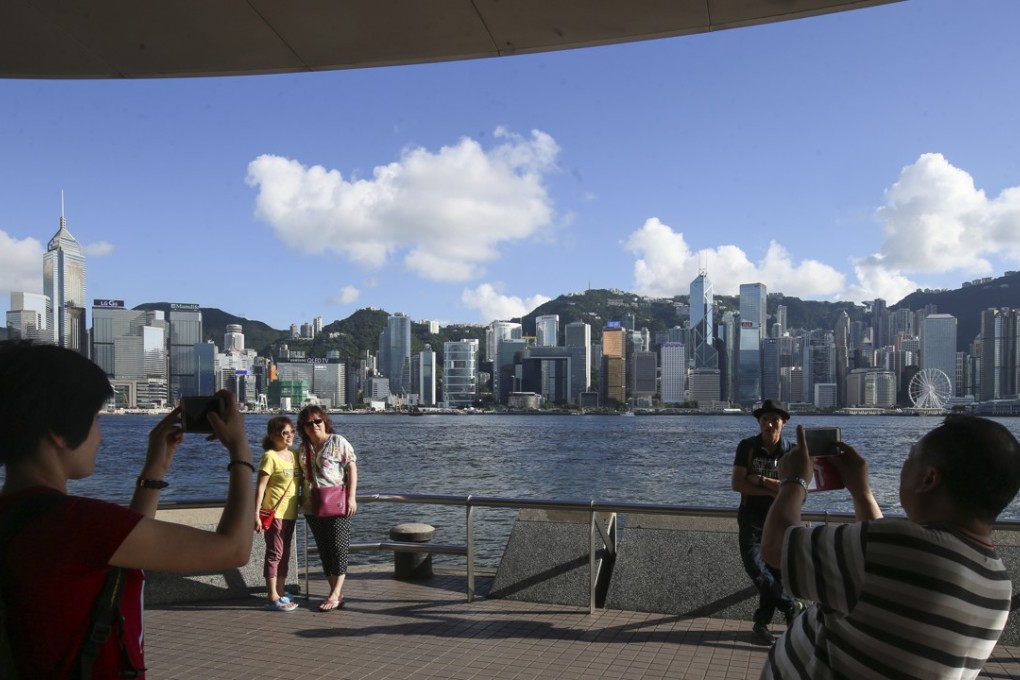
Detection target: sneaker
<box><xmin>751</xmin><ymin>623</ymin><xmax>776</xmax><ymax>646</ymax></box>
<box><xmin>784</xmin><ymin>600</ymin><xmax>807</xmax><ymax>627</ymax></box>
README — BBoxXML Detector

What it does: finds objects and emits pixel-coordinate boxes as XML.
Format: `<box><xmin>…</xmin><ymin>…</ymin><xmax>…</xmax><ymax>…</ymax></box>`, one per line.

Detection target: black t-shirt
<box><xmin>733</xmin><ymin>433</ymin><xmax>792</xmax><ymax>516</ymax></box>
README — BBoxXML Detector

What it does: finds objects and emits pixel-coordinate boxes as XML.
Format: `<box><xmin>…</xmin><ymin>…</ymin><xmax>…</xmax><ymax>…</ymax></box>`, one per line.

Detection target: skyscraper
<box><xmin>43</xmin><ymin>204</ymin><xmax>87</xmax><ymax>352</ymax></box>
<box><xmin>660</xmin><ymin>342</ymin><xmax>686</xmax><ymax>404</ymax></box>
<box><xmin>600</xmin><ymin>324</ymin><xmax>626</xmax><ymax>405</ymax></box>
<box><xmin>921</xmin><ymin>313</ymin><xmax>958</xmax><ymax>396</ymax></box>
<box><xmin>535</xmin><ymin>314</ymin><xmax>559</xmax><ymax>347</ymax></box>
<box><xmin>564</xmin><ymin>321</ymin><xmax>592</xmax><ymax>404</ymax></box>
<box><xmin>380</xmin><ymin>312</ymin><xmax>412</xmax><ymax>396</ymax></box>
<box><xmin>736</xmin><ymin>283</ymin><xmax>767</xmax><ymax>404</ymax></box>
<box><xmin>443</xmin><ymin>338</ymin><xmax>479</xmax><ymax>408</ymax></box>
<box><xmin>6</xmin><ymin>292</ymin><xmax>49</xmax><ymax>341</ymax></box>
<box><xmin>690</xmin><ymin>271</ymin><xmax>717</xmax><ymax>370</ymax></box>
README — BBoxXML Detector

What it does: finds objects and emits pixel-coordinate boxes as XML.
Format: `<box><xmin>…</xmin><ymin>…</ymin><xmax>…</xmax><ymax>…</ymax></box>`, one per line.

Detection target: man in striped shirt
<box><xmin>760</xmin><ymin>414</ymin><xmax>1020</xmax><ymax>680</ymax></box>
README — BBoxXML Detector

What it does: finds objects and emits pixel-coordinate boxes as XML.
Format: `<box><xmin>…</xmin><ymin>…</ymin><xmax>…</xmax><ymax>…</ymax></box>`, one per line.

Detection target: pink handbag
<box><xmin>305</xmin><ymin>446</ymin><xmax>348</xmax><ymax>518</ymax></box>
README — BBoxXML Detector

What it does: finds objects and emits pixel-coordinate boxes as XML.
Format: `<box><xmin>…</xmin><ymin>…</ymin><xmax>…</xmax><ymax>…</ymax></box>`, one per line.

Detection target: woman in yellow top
<box><xmin>254</xmin><ymin>416</ymin><xmax>300</xmax><ymax>612</ymax></box>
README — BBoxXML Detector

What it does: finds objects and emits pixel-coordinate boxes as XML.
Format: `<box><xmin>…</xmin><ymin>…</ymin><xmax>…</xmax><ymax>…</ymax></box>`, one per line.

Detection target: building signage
<box><xmin>93</xmin><ymin>299</ymin><xmax>125</xmax><ymax>308</ymax></box>
<box><xmin>741</xmin><ymin>321</ymin><xmax>755</xmax><ymax>328</ymax></box>
<box><xmin>169</xmin><ymin>303</ymin><xmax>201</xmax><ymax>311</ymax></box>
<box><xmin>234</xmin><ymin>370</ymin><xmax>250</xmax><ymax>375</ymax></box>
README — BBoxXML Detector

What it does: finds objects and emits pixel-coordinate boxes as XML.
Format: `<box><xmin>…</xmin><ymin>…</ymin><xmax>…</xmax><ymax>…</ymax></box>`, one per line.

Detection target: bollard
<box><xmin>389</xmin><ymin>522</ymin><xmax>435</xmax><ymax>580</ymax></box>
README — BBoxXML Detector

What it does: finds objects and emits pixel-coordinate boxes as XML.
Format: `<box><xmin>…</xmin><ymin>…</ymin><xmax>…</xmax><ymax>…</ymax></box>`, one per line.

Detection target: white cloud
<box><xmin>850</xmin><ymin>153</ymin><xmax>1020</xmax><ymax>299</ymax></box>
<box><xmin>84</xmin><ymin>241</ymin><xmax>114</xmax><ymax>257</ymax></box>
<box><xmin>624</xmin><ymin>218</ymin><xmax>845</xmax><ymax>299</ymax></box>
<box><xmin>461</xmin><ymin>284</ymin><xmax>551</xmax><ymax>322</ymax></box>
<box><xmin>0</xmin><ymin>231</ymin><xmax>43</xmax><ymax>295</ymax></box>
<box><xmin>327</xmin><ymin>285</ymin><xmax>361</xmax><ymax>306</ymax></box>
<box><xmin>246</xmin><ymin>128</ymin><xmax>559</xmax><ymax>283</ymax></box>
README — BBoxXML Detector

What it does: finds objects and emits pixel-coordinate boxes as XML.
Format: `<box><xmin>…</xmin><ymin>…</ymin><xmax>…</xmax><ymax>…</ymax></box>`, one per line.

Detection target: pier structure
<box><xmin>144</xmin><ymin>493</ymin><xmax>1020</xmax><ymax>679</ymax></box>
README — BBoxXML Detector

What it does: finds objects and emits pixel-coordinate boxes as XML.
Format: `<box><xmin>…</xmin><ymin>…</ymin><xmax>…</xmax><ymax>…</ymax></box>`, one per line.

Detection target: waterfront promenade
<box><xmin>146</xmin><ymin>566</ymin><xmax>1020</xmax><ymax>680</ymax></box>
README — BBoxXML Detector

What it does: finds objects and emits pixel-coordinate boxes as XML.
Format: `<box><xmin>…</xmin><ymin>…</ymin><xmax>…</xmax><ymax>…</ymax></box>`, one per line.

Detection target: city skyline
<box><xmin>3</xmin><ymin>1</ymin><xmax>1020</xmax><ymax>330</ymax></box>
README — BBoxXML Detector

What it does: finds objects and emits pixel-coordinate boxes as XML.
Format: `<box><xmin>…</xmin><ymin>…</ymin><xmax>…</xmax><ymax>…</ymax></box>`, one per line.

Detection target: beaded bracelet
<box><xmin>227</xmin><ymin>460</ymin><xmax>256</xmax><ymax>473</ymax></box>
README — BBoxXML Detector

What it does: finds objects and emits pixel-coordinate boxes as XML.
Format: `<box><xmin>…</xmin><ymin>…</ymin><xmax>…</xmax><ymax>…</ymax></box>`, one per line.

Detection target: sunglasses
<box><xmin>279</xmin><ymin>430</ymin><xmax>295</xmax><ymax>436</ymax></box>
<box><xmin>303</xmin><ymin>418</ymin><xmax>324</xmax><ymax>427</ymax></box>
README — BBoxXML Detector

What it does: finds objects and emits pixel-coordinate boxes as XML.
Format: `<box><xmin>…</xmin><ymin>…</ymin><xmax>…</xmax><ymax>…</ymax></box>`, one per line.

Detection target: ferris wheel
<box><xmin>908</xmin><ymin>368</ymin><xmax>953</xmax><ymax>411</ymax></box>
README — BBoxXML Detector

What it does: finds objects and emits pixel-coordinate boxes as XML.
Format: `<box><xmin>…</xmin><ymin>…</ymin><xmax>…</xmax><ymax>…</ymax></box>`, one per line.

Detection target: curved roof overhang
<box><xmin>1</xmin><ymin>0</ymin><xmax>901</xmax><ymax>79</ymax></box>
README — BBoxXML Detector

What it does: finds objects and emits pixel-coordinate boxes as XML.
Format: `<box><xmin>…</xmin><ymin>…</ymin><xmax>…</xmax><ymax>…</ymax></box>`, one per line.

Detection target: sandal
<box><xmin>319</xmin><ymin>597</ymin><xmax>342</xmax><ymax>612</ymax></box>
<box><xmin>264</xmin><ymin>599</ymin><xmax>299</xmax><ymax>612</ymax></box>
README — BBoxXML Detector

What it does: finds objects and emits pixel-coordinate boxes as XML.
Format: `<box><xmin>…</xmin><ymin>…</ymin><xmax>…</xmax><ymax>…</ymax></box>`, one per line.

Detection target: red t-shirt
<box><xmin>0</xmin><ymin>487</ymin><xmax>145</xmax><ymax>679</ymax></box>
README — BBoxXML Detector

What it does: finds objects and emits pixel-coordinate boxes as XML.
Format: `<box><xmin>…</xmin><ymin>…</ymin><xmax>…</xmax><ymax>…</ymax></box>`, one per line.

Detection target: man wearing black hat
<box><xmin>731</xmin><ymin>399</ymin><xmax>802</xmax><ymax>646</ymax></box>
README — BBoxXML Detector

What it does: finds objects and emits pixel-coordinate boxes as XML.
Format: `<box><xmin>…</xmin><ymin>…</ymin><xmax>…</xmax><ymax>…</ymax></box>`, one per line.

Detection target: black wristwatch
<box><xmin>137</xmin><ymin>478</ymin><xmax>169</xmax><ymax>489</ymax></box>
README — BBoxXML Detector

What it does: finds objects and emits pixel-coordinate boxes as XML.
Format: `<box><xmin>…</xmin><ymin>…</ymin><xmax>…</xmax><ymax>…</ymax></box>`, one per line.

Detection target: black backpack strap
<box><xmin>0</xmin><ymin>491</ymin><xmax>67</xmax><ymax>680</ymax></box>
<box><xmin>78</xmin><ymin>566</ymin><xmax>143</xmax><ymax>680</ymax></box>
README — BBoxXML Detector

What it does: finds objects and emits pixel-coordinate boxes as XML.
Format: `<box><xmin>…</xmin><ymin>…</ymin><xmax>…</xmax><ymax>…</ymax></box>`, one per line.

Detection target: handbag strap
<box><xmin>269</xmin><ymin>478</ymin><xmax>294</xmax><ymax>512</ymax></box>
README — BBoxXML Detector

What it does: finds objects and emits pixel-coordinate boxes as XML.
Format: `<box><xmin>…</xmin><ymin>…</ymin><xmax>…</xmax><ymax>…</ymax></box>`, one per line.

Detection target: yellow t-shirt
<box><xmin>258</xmin><ymin>449</ymin><xmax>300</xmax><ymax>520</ymax></box>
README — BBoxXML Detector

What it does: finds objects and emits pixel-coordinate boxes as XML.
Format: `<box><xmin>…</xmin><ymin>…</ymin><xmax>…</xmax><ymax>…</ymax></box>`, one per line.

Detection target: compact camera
<box><xmin>180</xmin><ymin>396</ymin><xmax>226</xmax><ymax>434</ymax></box>
<box><xmin>802</xmin><ymin>427</ymin><xmax>844</xmax><ymax>492</ymax></box>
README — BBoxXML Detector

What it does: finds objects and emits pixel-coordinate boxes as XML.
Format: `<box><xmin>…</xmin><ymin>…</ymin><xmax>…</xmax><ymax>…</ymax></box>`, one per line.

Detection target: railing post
<box><xmin>589</xmin><ymin>504</ymin><xmax>596</xmax><ymax>615</ymax></box>
<box><xmin>466</xmin><ymin>497</ymin><xmax>475</xmax><ymax>603</ymax></box>
<box><xmin>302</xmin><ymin>516</ymin><xmax>309</xmax><ymax>599</ymax></box>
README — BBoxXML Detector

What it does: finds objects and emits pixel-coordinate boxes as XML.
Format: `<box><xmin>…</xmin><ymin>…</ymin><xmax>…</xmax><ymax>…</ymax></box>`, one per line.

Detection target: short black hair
<box><xmin>0</xmin><ymin>340</ymin><xmax>113</xmax><ymax>465</ymax></box>
<box><xmin>919</xmin><ymin>414</ymin><xmax>1020</xmax><ymax>524</ymax></box>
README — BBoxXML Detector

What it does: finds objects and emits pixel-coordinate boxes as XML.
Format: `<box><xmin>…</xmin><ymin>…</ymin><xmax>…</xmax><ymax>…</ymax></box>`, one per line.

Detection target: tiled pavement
<box><xmin>145</xmin><ymin>566</ymin><xmax>1020</xmax><ymax>680</ymax></box>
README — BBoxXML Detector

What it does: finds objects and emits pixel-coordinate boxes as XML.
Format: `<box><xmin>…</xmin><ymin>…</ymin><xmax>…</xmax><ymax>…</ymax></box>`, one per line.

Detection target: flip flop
<box><xmin>319</xmin><ymin>597</ymin><xmax>342</xmax><ymax>612</ymax></box>
<box><xmin>264</xmin><ymin>599</ymin><xmax>299</xmax><ymax>612</ymax></box>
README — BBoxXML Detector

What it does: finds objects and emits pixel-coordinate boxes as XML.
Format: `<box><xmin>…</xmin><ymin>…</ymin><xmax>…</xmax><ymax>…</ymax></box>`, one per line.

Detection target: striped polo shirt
<box><xmin>761</xmin><ymin>519</ymin><xmax>1011</xmax><ymax>680</ymax></box>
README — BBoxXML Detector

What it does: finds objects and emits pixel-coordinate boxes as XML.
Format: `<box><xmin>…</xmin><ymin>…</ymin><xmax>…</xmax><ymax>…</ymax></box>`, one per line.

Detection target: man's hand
<box><xmin>778</xmin><ymin>425</ymin><xmax>814</xmax><ymax>484</ymax></box>
<box><xmin>829</xmin><ymin>441</ymin><xmax>883</xmax><ymax>520</ymax></box>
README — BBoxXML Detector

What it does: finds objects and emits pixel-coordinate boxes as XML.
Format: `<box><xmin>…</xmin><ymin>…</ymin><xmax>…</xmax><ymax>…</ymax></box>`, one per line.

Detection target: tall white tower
<box><xmin>43</xmin><ymin>196</ymin><xmax>87</xmax><ymax>351</ymax></box>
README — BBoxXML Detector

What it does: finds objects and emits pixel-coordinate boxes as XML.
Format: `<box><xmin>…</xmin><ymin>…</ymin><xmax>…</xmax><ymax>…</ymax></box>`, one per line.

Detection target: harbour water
<box><xmin>7</xmin><ymin>413</ymin><xmax>1020</xmax><ymax>567</ymax></box>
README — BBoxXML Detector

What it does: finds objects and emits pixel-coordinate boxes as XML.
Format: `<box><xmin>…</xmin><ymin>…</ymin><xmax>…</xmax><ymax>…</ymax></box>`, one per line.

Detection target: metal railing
<box><xmin>161</xmin><ymin>494</ymin><xmax>1020</xmax><ymax>615</ymax></box>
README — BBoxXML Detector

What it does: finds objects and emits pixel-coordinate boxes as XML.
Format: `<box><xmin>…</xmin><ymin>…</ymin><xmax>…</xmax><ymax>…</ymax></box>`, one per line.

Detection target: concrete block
<box><xmin>489</xmin><ymin>508</ymin><xmax>614</xmax><ymax>607</ymax></box>
<box><xmin>145</xmin><ymin>508</ymin><xmax>298</xmax><ymax>605</ymax></box>
<box><xmin>604</xmin><ymin>513</ymin><xmax>757</xmax><ymax>619</ymax></box>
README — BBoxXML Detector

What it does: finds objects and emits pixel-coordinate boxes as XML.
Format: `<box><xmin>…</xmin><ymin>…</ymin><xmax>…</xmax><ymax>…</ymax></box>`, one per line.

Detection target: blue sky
<box><xmin>2</xmin><ymin>0</ymin><xmax>1020</xmax><ymax>331</ymax></box>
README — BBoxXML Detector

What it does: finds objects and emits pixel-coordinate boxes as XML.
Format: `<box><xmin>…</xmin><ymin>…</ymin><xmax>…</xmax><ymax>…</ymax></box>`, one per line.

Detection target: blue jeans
<box><xmin>737</xmin><ymin>507</ymin><xmax>795</xmax><ymax>626</ymax></box>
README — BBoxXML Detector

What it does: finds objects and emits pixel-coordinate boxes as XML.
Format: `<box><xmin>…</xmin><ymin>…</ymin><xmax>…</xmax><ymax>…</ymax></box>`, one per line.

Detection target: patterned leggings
<box><xmin>305</xmin><ymin>514</ymin><xmax>352</xmax><ymax>577</ymax></box>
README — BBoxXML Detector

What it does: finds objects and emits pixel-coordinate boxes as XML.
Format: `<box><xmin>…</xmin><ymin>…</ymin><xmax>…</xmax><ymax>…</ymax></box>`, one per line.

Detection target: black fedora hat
<box><xmin>752</xmin><ymin>399</ymin><xmax>790</xmax><ymax>421</ymax></box>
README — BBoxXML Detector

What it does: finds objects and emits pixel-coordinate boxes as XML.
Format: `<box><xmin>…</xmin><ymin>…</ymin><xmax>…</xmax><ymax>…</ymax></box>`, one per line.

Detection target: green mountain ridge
<box><xmin>135</xmin><ymin>270</ymin><xmax>1020</xmax><ymax>361</ymax></box>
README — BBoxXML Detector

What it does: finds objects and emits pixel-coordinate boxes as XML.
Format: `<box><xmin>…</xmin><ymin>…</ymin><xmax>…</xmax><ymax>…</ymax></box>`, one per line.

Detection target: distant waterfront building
<box><xmin>92</xmin><ymin>300</ymin><xmax>168</xmax><ymax>408</ymax></box>
<box><xmin>802</xmin><ymin>330</ymin><xmax>835</xmax><ymax>407</ymax></box>
<box><xmin>921</xmin><ymin>313</ymin><xmax>958</xmax><ymax>397</ymax></box>
<box><xmin>630</xmin><ymin>351</ymin><xmax>657</xmax><ymax>404</ymax></box>
<box><xmin>167</xmin><ymin>304</ymin><xmax>203</xmax><ymax>401</ymax></box>
<box><xmin>379</xmin><ymin>312</ymin><xmax>412</xmax><ymax>396</ymax></box>
<box><xmin>522</xmin><ymin>346</ymin><xmax>571</xmax><ymax>404</ymax></box>
<box><xmin>43</xmin><ymin>206</ymin><xmax>87</xmax><ymax>353</ymax></box>
<box><xmin>412</xmin><ymin>344</ymin><xmax>437</xmax><ymax>406</ymax></box>
<box><xmin>761</xmin><ymin>337</ymin><xmax>781</xmax><ymax>401</ymax></box>
<box><xmin>276</xmin><ymin>357</ymin><xmax>346</xmax><ymax>408</ymax></box>
<box><xmin>443</xmin><ymin>338</ymin><xmax>479</xmax><ymax>408</ymax></box>
<box><xmin>6</xmin><ymin>292</ymin><xmax>49</xmax><ymax>341</ymax></box>
<box><xmin>488</xmin><ymin>320</ymin><xmax>523</xmax><ymax>401</ymax></box>
<box><xmin>660</xmin><ymin>342</ymin><xmax>686</xmax><ymax>404</ymax></box>
<box><xmin>834</xmin><ymin>310</ymin><xmax>850</xmax><ymax>407</ymax></box>
<box><xmin>689</xmin><ymin>271</ymin><xmax>717</xmax><ymax>371</ymax></box>
<box><xmin>979</xmin><ymin>308</ymin><xmax>1018</xmax><ymax>401</ymax></box>
<box><xmin>535</xmin><ymin>314</ymin><xmax>559</xmax><ymax>347</ymax></box>
<box><xmin>564</xmin><ymin>321</ymin><xmax>591</xmax><ymax>404</ymax></box>
<box><xmin>601</xmin><ymin>324</ymin><xmax>626</xmax><ymax>406</ymax></box>
<box><xmin>223</xmin><ymin>324</ymin><xmax>244</xmax><ymax>353</ymax></box>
